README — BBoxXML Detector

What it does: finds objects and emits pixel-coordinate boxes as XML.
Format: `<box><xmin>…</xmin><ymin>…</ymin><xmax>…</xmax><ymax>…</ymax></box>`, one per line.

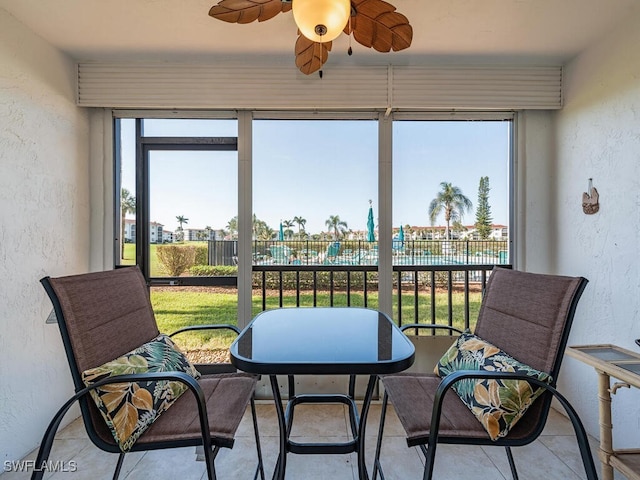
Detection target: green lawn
<box><xmin>123</xmin><ymin>242</ymin><xmax>482</xmax><ymax>350</ymax></box>
<box><xmin>149</xmin><ymin>287</ymin><xmax>481</xmax><ymax>352</ymax></box>
<box><xmin>121</xmin><ymin>242</ymin><xmax>163</xmax><ymax>276</ymax></box>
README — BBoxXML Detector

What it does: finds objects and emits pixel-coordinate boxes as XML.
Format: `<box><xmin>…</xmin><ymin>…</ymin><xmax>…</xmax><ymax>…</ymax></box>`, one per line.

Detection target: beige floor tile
<box><xmin>361</xmin><ymin>401</ymin><xmax>407</xmax><ymax>438</ymax></box>
<box><xmin>215</xmin><ymin>434</ymin><xmax>279</xmax><ymax>480</ymax></box>
<box><xmin>0</xmin><ymin>465</ymin><xmax>32</xmax><ymax>480</ymax></box>
<box><xmin>43</xmin><ymin>442</ymin><xmax>143</xmax><ymax>480</ymax></box>
<box><xmin>541</xmin><ymin>408</ymin><xmax>579</xmax><ymax>437</ymax></box>
<box><xmin>121</xmin><ymin>447</ymin><xmax>205</xmax><ymax>480</ymax></box>
<box><xmin>363</xmin><ymin>436</ymin><xmax>425</xmax><ymax>480</ymax></box>
<box><xmin>431</xmin><ymin>444</ymin><xmax>508</xmax><ymax>480</ymax></box>
<box><xmin>276</xmin><ymin>436</ymin><xmax>356</xmax><ymax>480</ymax></box>
<box><xmin>234</xmin><ymin>402</ymin><xmax>280</xmax><ymax>438</ymax></box>
<box><xmin>2</xmin><ymin>405</ymin><xmax>599</xmax><ymax>480</ymax></box>
<box><xmin>538</xmin><ymin>434</ymin><xmax>600</xmax><ymax>478</ymax></box>
<box><xmin>54</xmin><ymin>418</ymin><xmax>89</xmax><ymax>440</ymax></box>
<box><xmin>481</xmin><ymin>440</ymin><xmax>585</xmax><ymax>480</ymax></box>
<box><xmin>287</xmin><ymin>404</ymin><xmax>350</xmax><ymax>439</ymax></box>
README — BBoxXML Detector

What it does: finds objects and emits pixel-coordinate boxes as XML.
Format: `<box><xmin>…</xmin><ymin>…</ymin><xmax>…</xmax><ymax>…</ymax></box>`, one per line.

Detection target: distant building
<box><xmin>183</xmin><ymin>228</ymin><xmax>207</xmax><ymax>241</ymax></box>
<box><xmin>124</xmin><ymin>219</ymin><xmax>172</xmax><ymax>243</ymax></box>
<box><xmin>395</xmin><ymin>225</ymin><xmax>508</xmax><ymax>240</ymax></box>
<box><xmin>124</xmin><ymin>218</ymin><xmax>136</xmax><ymax>242</ymax></box>
<box><xmin>459</xmin><ymin>225</ymin><xmax>508</xmax><ymax>240</ymax></box>
<box><xmin>149</xmin><ymin>222</ymin><xmax>163</xmax><ymax>243</ymax></box>
<box><xmin>162</xmin><ymin>230</ymin><xmax>174</xmax><ymax>243</ymax></box>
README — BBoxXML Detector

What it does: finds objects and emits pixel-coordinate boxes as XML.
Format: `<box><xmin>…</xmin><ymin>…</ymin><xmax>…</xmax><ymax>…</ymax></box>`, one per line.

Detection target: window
<box><xmin>393</xmin><ymin>119</ymin><xmax>511</xmax><ymax>265</ymax></box>
<box><xmin>115</xmin><ymin>117</ymin><xmax>242</xmax><ymax>356</ymax></box>
<box><xmin>114</xmin><ymin>113</ymin><xmax>514</xmax><ymax>325</ymax></box>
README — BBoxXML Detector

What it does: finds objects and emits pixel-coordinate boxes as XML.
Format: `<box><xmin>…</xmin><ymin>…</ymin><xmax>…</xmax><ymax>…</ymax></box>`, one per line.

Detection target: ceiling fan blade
<box><xmin>347</xmin><ymin>0</ymin><xmax>412</xmax><ymax>52</ymax></box>
<box><xmin>295</xmin><ymin>34</ymin><xmax>332</xmax><ymax>75</ymax></box>
<box><xmin>209</xmin><ymin>0</ymin><xmax>291</xmax><ymax>24</ymax></box>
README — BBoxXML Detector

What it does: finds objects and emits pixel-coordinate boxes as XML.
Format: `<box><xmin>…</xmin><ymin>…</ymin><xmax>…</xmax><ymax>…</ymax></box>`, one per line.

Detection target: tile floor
<box><xmin>1</xmin><ymin>402</ymin><xmax>600</xmax><ymax>480</ymax></box>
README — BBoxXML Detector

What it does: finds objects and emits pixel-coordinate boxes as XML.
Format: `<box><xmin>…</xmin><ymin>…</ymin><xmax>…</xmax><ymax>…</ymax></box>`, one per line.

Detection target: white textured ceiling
<box><xmin>0</xmin><ymin>0</ymin><xmax>637</xmax><ymax>65</ymax></box>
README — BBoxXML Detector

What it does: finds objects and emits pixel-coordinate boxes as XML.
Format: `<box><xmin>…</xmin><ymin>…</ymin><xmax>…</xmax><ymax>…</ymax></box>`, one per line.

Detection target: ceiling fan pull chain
<box><xmin>316</xmin><ymin>41</ymin><xmax>323</xmax><ymax>79</ymax></box>
<box><xmin>348</xmin><ymin>11</ymin><xmax>353</xmax><ymax>56</ymax></box>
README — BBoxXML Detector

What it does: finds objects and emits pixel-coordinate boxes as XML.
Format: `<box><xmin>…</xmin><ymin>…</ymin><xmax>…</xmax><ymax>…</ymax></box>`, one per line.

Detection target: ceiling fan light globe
<box><xmin>293</xmin><ymin>0</ymin><xmax>350</xmax><ymax>43</ymax></box>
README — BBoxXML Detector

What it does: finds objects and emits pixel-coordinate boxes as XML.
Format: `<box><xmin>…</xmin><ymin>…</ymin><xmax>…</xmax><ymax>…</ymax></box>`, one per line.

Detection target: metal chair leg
<box><xmin>423</xmin><ymin>439</ymin><xmax>437</xmax><ymax>480</ymax></box>
<box><xmin>203</xmin><ymin>446</ymin><xmax>220</xmax><ymax>480</ymax></box>
<box><xmin>250</xmin><ymin>397</ymin><xmax>266</xmax><ymax>480</ymax></box>
<box><xmin>112</xmin><ymin>453</ymin><xmax>125</xmax><ymax>480</ymax></box>
<box><xmin>372</xmin><ymin>390</ymin><xmax>389</xmax><ymax>480</ymax></box>
<box><xmin>505</xmin><ymin>446</ymin><xmax>519</xmax><ymax>480</ymax></box>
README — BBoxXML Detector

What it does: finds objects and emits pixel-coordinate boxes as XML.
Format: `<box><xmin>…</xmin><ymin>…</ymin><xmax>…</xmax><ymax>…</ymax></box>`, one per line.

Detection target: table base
<box><xmin>269</xmin><ymin>374</ymin><xmax>377</xmax><ymax>480</ymax></box>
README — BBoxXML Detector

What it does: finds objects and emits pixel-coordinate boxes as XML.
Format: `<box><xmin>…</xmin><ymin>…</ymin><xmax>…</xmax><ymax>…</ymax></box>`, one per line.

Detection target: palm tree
<box><xmin>175</xmin><ymin>215</ymin><xmax>188</xmax><ymax>242</ymax></box>
<box><xmin>293</xmin><ymin>216</ymin><xmax>307</xmax><ymax>237</ymax></box>
<box><xmin>227</xmin><ymin>216</ymin><xmax>238</xmax><ymax>238</ymax></box>
<box><xmin>428</xmin><ymin>182</ymin><xmax>472</xmax><ymax>240</ymax></box>
<box><xmin>282</xmin><ymin>219</ymin><xmax>295</xmax><ymax>239</ymax></box>
<box><xmin>176</xmin><ymin>215</ymin><xmax>189</xmax><ymax>230</ymax></box>
<box><xmin>325</xmin><ymin>215</ymin><xmax>348</xmax><ymax>239</ymax></box>
<box><xmin>252</xmin><ymin>214</ymin><xmax>270</xmax><ymax>240</ymax></box>
<box><xmin>120</xmin><ymin>188</ymin><xmax>136</xmax><ymax>259</ymax></box>
<box><xmin>257</xmin><ymin>226</ymin><xmax>274</xmax><ymax>241</ymax></box>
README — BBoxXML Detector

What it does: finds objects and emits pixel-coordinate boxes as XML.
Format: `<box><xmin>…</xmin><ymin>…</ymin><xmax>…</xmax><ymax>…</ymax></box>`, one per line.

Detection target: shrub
<box><xmin>156</xmin><ymin>245</ymin><xmax>196</xmax><ymax>276</ymax></box>
<box><xmin>253</xmin><ymin>271</ymin><xmax>379</xmax><ymax>291</ymax></box>
<box><xmin>194</xmin><ymin>244</ymin><xmax>208</xmax><ymax>266</ymax></box>
<box><xmin>190</xmin><ymin>265</ymin><xmax>238</xmax><ymax>276</ymax></box>
<box><xmin>418</xmin><ymin>271</ymin><xmax>450</xmax><ymax>288</ymax></box>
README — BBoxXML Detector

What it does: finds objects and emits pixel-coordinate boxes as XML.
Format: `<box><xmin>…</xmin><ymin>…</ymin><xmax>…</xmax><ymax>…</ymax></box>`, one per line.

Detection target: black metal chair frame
<box><xmin>34</xmin><ymin>277</ymin><xmax>265</xmax><ymax>480</ymax></box>
<box><xmin>373</xmin><ymin>275</ymin><xmax>598</xmax><ymax>480</ymax></box>
<box><xmin>169</xmin><ymin>324</ymin><xmax>265</xmax><ymax>477</ymax></box>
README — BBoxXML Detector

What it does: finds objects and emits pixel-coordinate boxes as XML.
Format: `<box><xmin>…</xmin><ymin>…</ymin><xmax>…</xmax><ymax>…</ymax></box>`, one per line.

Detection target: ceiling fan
<box><xmin>208</xmin><ymin>0</ymin><xmax>412</xmax><ymax>75</ymax></box>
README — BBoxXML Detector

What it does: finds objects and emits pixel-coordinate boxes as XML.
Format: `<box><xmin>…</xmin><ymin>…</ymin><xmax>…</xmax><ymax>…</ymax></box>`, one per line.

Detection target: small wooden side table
<box><xmin>567</xmin><ymin>344</ymin><xmax>640</xmax><ymax>480</ymax></box>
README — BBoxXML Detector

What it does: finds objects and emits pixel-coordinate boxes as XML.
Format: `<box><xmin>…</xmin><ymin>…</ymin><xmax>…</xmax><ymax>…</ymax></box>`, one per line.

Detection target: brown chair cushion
<box><xmin>382</xmin><ymin>373</ymin><xmax>546</xmax><ymax>447</ymax></box>
<box><xmin>90</xmin><ymin>373</ymin><xmax>256</xmax><ymax>450</ymax></box>
<box><xmin>433</xmin><ymin>332</ymin><xmax>551</xmax><ymax>440</ymax></box>
<box><xmin>81</xmin><ymin>333</ymin><xmax>203</xmax><ymax>451</ymax></box>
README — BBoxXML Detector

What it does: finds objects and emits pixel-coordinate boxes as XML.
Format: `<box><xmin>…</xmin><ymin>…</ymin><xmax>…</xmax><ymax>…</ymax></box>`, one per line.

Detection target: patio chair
<box><xmin>373</xmin><ymin>268</ymin><xmax>597</xmax><ymax>480</ymax></box>
<box><xmin>323</xmin><ymin>241</ymin><xmax>341</xmax><ymax>264</ymax></box>
<box><xmin>269</xmin><ymin>244</ymin><xmax>292</xmax><ymax>264</ymax></box>
<box><xmin>35</xmin><ymin>266</ymin><xmax>264</xmax><ymax>480</ymax></box>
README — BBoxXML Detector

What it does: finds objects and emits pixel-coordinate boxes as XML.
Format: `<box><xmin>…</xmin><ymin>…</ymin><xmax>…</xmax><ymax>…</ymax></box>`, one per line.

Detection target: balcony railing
<box><xmin>205</xmin><ymin>240</ymin><xmax>510</xmax><ymax>331</ymax></box>
<box><xmin>251</xmin><ymin>264</ymin><xmax>510</xmax><ymax>332</ymax></box>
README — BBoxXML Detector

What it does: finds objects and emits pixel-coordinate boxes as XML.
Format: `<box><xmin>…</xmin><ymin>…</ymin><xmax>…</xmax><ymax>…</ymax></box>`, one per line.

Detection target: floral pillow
<box><xmin>434</xmin><ymin>332</ymin><xmax>552</xmax><ymax>441</ymax></box>
<box><xmin>82</xmin><ymin>334</ymin><xmax>201</xmax><ymax>451</ymax></box>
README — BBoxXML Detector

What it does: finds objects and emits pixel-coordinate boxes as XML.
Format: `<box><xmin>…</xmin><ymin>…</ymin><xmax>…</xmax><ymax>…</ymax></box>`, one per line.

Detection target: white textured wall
<box><xmin>551</xmin><ymin>8</ymin><xmax>640</xmax><ymax>445</ymax></box>
<box><xmin>0</xmin><ymin>9</ymin><xmax>90</xmax><ymax>462</ymax></box>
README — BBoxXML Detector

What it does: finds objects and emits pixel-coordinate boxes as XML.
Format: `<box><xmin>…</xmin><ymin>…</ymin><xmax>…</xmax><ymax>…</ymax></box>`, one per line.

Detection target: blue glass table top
<box><xmin>230</xmin><ymin>307</ymin><xmax>415</xmax><ymax>375</ymax></box>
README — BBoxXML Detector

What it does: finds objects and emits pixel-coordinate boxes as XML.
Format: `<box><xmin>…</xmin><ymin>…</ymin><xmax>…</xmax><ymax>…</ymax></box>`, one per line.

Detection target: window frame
<box><xmin>112</xmin><ymin>110</ymin><xmax>516</xmax><ymax>326</ymax></box>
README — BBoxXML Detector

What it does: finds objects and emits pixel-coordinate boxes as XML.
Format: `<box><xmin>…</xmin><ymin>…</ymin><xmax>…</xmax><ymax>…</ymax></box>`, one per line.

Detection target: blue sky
<box><xmin>121</xmin><ymin>118</ymin><xmax>509</xmax><ymax>234</ymax></box>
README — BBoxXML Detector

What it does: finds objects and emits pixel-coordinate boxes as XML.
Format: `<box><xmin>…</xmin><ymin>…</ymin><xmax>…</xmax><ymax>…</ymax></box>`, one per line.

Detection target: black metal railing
<box><xmin>252</xmin><ymin>263</ymin><xmax>511</xmax><ymax>331</ymax></box>
<box><xmin>393</xmin><ymin>264</ymin><xmax>507</xmax><ymax>331</ymax></box>
<box><xmin>202</xmin><ymin>240</ymin><xmax>511</xmax><ymax>328</ymax></box>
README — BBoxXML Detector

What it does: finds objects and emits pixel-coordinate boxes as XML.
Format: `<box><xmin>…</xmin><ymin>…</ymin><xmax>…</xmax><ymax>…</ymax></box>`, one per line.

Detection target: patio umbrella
<box><xmin>399</xmin><ymin>225</ymin><xmax>405</xmax><ymax>244</ymax></box>
<box><xmin>279</xmin><ymin>222</ymin><xmax>284</xmax><ymax>241</ymax></box>
<box><xmin>367</xmin><ymin>203</ymin><xmax>375</xmax><ymax>242</ymax></box>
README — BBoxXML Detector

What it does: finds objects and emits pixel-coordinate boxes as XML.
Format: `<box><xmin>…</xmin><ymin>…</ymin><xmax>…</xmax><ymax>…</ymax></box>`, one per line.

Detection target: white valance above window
<box><xmin>77</xmin><ymin>62</ymin><xmax>561</xmax><ymax>111</ymax></box>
